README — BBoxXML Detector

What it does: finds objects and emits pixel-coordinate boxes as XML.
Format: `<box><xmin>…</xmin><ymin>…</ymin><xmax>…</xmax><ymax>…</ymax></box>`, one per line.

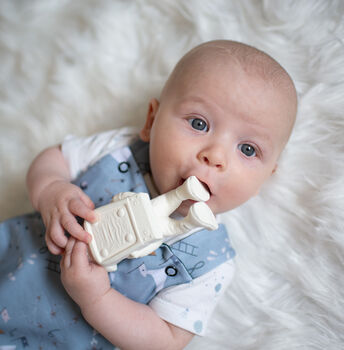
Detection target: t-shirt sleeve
<box><xmin>61</xmin><ymin>126</ymin><xmax>139</xmax><ymax>180</ymax></box>
<box><xmin>149</xmin><ymin>259</ymin><xmax>235</xmax><ymax>336</ymax></box>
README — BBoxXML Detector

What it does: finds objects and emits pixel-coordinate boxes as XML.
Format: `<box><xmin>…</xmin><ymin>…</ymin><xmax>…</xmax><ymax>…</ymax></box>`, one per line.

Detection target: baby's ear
<box><xmin>140</xmin><ymin>98</ymin><xmax>160</xmax><ymax>142</ymax></box>
<box><xmin>271</xmin><ymin>164</ymin><xmax>278</xmax><ymax>175</ymax></box>
<box><xmin>255</xmin><ymin>164</ymin><xmax>278</xmax><ymax>196</ymax></box>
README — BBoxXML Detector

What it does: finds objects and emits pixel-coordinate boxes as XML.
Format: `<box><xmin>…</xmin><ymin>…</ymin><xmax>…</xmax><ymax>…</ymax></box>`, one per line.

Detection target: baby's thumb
<box><xmin>72</xmin><ymin>240</ymin><xmax>90</xmax><ymax>268</ymax></box>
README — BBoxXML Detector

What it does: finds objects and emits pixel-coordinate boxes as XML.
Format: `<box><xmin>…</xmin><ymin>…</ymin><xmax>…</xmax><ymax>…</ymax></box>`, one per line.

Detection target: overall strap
<box><xmin>72</xmin><ymin>139</ymin><xmax>150</xmax><ymax>208</ymax></box>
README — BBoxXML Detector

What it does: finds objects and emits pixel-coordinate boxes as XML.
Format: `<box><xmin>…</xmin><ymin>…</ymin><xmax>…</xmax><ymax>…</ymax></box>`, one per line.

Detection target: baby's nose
<box><xmin>198</xmin><ymin>146</ymin><xmax>227</xmax><ymax>170</ymax></box>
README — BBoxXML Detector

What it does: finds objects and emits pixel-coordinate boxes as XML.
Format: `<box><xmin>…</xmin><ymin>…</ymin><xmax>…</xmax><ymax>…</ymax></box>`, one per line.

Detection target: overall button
<box><xmin>118</xmin><ymin>161</ymin><xmax>130</xmax><ymax>173</ymax></box>
<box><xmin>165</xmin><ymin>265</ymin><xmax>178</xmax><ymax>276</ymax></box>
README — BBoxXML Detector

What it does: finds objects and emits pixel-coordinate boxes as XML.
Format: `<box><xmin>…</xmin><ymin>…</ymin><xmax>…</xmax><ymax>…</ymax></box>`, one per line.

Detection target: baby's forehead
<box><xmin>183</xmin><ymin>44</ymin><xmax>294</xmax><ymax>106</ymax></box>
<box><xmin>171</xmin><ymin>52</ymin><xmax>293</xmax><ymax>108</ymax></box>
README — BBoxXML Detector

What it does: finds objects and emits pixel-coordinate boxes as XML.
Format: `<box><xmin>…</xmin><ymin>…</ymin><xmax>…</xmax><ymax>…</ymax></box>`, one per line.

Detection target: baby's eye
<box><xmin>238</xmin><ymin>144</ymin><xmax>256</xmax><ymax>157</ymax></box>
<box><xmin>188</xmin><ymin>118</ymin><xmax>209</xmax><ymax>132</ymax></box>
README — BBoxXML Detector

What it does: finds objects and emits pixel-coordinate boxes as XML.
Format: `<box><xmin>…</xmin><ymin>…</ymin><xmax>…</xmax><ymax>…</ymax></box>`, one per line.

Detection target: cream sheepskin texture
<box><xmin>1</xmin><ymin>1</ymin><xmax>344</xmax><ymax>349</ymax></box>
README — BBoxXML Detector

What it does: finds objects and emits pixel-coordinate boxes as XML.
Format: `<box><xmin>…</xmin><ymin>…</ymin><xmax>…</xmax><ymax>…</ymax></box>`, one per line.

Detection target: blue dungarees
<box><xmin>0</xmin><ymin>139</ymin><xmax>235</xmax><ymax>349</ymax></box>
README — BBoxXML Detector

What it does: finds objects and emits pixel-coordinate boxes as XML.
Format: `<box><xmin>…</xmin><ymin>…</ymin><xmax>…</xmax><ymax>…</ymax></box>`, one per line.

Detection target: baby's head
<box><xmin>140</xmin><ymin>40</ymin><xmax>297</xmax><ymax>216</ymax></box>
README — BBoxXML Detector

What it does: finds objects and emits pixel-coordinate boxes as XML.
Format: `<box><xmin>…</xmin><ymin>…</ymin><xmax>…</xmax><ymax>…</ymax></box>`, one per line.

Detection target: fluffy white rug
<box><xmin>1</xmin><ymin>1</ymin><xmax>344</xmax><ymax>349</ymax></box>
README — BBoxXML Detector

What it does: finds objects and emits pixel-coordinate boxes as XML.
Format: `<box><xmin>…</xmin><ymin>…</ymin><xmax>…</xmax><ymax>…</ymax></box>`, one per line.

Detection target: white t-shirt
<box><xmin>61</xmin><ymin>127</ymin><xmax>235</xmax><ymax>336</ymax></box>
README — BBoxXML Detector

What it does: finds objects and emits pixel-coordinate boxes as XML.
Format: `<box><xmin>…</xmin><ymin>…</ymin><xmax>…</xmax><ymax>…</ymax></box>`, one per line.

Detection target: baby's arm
<box><xmin>26</xmin><ymin>146</ymin><xmax>96</xmax><ymax>254</ymax></box>
<box><xmin>61</xmin><ymin>239</ymin><xmax>194</xmax><ymax>350</ymax></box>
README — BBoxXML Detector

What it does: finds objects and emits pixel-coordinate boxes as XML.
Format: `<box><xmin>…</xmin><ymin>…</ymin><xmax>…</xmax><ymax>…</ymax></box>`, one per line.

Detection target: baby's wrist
<box><xmin>36</xmin><ymin>179</ymin><xmax>68</xmax><ymax>211</ymax></box>
<box><xmin>80</xmin><ymin>288</ymin><xmax>113</xmax><ymax>319</ymax></box>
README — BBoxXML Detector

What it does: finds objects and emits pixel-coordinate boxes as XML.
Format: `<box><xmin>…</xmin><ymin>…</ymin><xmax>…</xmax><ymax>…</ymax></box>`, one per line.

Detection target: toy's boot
<box><xmin>161</xmin><ymin>202</ymin><xmax>218</xmax><ymax>237</ymax></box>
<box><xmin>182</xmin><ymin>202</ymin><xmax>218</xmax><ymax>231</ymax></box>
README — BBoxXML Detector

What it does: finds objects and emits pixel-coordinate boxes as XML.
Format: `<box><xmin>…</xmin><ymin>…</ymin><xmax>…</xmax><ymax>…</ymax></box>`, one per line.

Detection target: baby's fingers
<box><xmin>60</xmin><ymin>212</ymin><xmax>92</xmax><ymax>244</ymax></box>
<box><xmin>71</xmin><ymin>240</ymin><xmax>90</xmax><ymax>269</ymax></box>
<box><xmin>69</xmin><ymin>197</ymin><xmax>97</xmax><ymax>223</ymax></box>
<box><xmin>46</xmin><ymin>217</ymin><xmax>68</xmax><ymax>254</ymax></box>
<box><xmin>62</xmin><ymin>237</ymin><xmax>76</xmax><ymax>269</ymax></box>
<box><xmin>61</xmin><ymin>239</ymin><xmax>90</xmax><ymax>273</ymax></box>
<box><xmin>46</xmin><ymin>234</ymin><xmax>64</xmax><ymax>255</ymax></box>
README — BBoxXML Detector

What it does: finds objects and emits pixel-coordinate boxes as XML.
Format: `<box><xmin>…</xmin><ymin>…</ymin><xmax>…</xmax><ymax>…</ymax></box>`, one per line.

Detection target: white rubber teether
<box><xmin>84</xmin><ymin>176</ymin><xmax>217</xmax><ymax>271</ymax></box>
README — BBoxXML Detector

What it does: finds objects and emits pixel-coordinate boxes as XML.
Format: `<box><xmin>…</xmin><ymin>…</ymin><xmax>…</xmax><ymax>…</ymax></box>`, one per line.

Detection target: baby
<box><xmin>0</xmin><ymin>40</ymin><xmax>297</xmax><ymax>349</ymax></box>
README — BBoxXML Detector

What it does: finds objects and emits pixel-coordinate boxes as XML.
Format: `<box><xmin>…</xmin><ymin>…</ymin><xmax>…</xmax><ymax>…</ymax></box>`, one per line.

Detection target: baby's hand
<box><xmin>38</xmin><ymin>180</ymin><xmax>97</xmax><ymax>255</ymax></box>
<box><xmin>60</xmin><ymin>238</ymin><xmax>110</xmax><ymax>308</ymax></box>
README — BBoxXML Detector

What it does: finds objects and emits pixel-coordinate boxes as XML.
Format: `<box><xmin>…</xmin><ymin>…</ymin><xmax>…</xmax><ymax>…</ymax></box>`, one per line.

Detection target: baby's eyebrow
<box><xmin>255</xmin><ymin>128</ymin><xmax>272</xmax><ymax>142</ymax></box>
<box><xmin>177</xmin><ymin>96</ymin><xmax>218</xmax><ymax>114</ymax></box>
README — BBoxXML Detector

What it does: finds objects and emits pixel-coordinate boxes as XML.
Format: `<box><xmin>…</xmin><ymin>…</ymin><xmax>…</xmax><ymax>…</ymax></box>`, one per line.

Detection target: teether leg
<box><xmin>183</xmin><ymin>202</ymin><xmax>218</xmax><ymax>231</ymax></box>
<box><xmin>161</xmin><ymin>202</ymin><xmax>218</xmax><ymax>237</ymax></box>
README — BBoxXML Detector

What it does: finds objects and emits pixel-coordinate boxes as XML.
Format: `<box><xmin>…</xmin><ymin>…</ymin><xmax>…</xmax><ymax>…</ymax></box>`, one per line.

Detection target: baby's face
<box><xmin>141</xmin><ymin>63</ymin><xmax>293</xmax><ymax>216</ymax></box>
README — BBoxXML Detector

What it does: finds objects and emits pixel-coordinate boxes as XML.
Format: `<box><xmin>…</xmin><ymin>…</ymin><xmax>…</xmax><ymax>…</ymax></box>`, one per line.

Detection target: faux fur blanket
<box><xmin>1</xmin><ymin>1</ymin><xmax>343</xmax><ymax>349</ymax></box>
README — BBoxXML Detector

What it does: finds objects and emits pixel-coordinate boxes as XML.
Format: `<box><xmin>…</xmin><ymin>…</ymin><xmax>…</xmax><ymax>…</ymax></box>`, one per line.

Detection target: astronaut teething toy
<box><xmin>84</xmin><ymin>176</ymin><xmax>218</xmax><ymax>271</ymax></box>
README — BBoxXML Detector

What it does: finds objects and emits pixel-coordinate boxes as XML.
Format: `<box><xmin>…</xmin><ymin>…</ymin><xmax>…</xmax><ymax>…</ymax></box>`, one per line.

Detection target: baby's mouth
<box><xmin>200</xmin><ymin>181</ymin><xmax>211</xmax><ymax>196</ymax></box>
<box><xmin>176</xmin><ymin>177</ymin><xmax>212</xmax><ymax>217</ymax></box>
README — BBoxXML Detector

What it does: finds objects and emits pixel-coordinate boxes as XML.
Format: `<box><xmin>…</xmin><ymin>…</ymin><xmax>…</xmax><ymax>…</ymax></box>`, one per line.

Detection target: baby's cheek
<box><xmin>235</xmin><ymin>185</ymin><xmax>260</xmax><ymax>205</ymax></box>
<box><xmin>216</xmin><ymin>187</ymin><xmax>256</xmax><ymax>212</ymax></box>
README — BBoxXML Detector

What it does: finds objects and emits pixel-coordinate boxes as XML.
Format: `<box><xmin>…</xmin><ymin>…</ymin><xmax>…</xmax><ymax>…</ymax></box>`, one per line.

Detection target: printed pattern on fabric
<box><xmin>0</xmin><ymin>214</ymin><xmax>112</xmax><ymax>349</ymax></box>
<box><xmin>171</xmin><ymin>224</ymin><xmax>235</xmax><ymax>279</ymax></box>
